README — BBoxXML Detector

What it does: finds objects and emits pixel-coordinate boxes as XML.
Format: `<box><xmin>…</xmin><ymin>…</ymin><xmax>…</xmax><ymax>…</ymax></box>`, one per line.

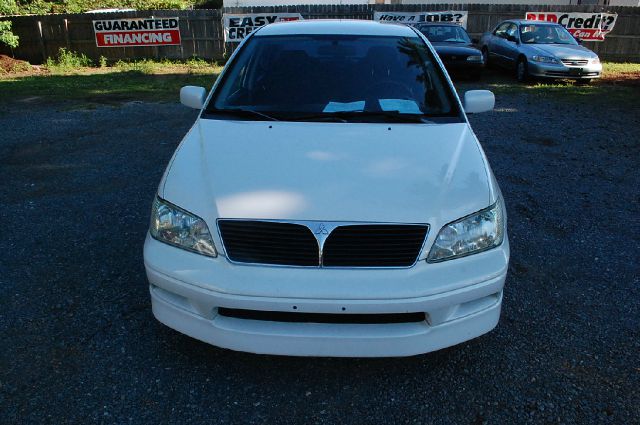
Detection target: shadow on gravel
<box><xmin>1</xmin><ymin>73</ymin><xmax>639</xmax><ymax>424</ymax></box>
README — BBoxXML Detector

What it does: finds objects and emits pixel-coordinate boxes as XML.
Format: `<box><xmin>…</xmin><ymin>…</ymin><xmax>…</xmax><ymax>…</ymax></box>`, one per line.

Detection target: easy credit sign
<box><xmin>93</xmin><ymin>17</ymin><xmax>181</xmax><ymax>47</ymax></box>
<box><xmin>223</xmin><ymin>13</ymin><xmax>304</xmax><ymax>42</ymax></box>
<box><xmin>374</xmin><ymin>11</ymin><xmax>468</xmax><ymax>29</ymax></box>
<box><xmin>525</xmin><ymin>12</ymin><xmax>617</xmax><ymax>41</ymax></box>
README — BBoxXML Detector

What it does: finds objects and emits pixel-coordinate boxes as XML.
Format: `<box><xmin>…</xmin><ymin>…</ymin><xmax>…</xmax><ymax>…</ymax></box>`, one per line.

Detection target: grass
<box><xmin>473</xmin><ymin>61</ymin><xmax>640</xmax><ymax>108</ymax></box>
<box><xmin>600</xmin><ymin>62</ymin><xmax>640</xmax><ymax>83</ymax></box>
<box><xmin>44</xmin><ymin>48</ymin><xmax>93</xmax><ymax>73</ymax></box>
<box><xmin>0</xmin><ymin>52</ymin><xmax>638</xmax><ymax>107</ymax></box>
<box><xmin>0</xmin><ymin>55</ymin><xmax>223</xmax><ymax>105</ymax></box>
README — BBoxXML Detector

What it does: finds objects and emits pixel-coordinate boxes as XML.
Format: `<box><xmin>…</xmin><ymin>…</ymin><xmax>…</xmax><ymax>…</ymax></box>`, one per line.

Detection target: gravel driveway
<box><xmin>0</xmin><ymin>85</ymin><xmax>638</xmax><ymax>424</ymax></box>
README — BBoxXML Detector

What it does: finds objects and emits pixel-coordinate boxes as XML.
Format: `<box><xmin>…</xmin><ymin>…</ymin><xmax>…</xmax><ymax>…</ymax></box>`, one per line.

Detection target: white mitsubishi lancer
<box><xmin>144</xmin><ymin>20</ymin><xmax>509</xmax><ymax>357</ymax></box>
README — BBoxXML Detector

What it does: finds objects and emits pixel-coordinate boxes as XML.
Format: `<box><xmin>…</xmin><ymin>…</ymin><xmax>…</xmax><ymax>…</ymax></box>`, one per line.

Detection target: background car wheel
<box><xmin>482</xmin><ymin>48</ymin><xmax>491</xmax><ymax>68</ymax></box>
<box><xmin>516</xmin><ymin>58</ymin><xmax>529</xmax><ymax>83</ymax></box>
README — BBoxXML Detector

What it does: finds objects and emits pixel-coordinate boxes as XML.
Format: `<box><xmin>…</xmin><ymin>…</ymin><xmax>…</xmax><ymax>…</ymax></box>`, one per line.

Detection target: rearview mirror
<box><xmin>464</xmin><ymin>90</ymin><xmax>495</xmax><ymax>114</ymax></box>
<box><xmin>180</xmin><ymin>86</ymin><xmax>207</xmax><ymax>109</ymax></box>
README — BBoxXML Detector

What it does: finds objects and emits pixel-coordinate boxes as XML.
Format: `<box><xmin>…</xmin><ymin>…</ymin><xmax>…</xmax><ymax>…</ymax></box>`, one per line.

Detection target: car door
<box><xmin>501</xmin><ymin>23</ymin><xmax>521</xmax><ymax>69</ymax></box>
<box><xmin>489</xmin><ymin>22</ymin><xmax>512</xmax><ymax>67</ymax></box>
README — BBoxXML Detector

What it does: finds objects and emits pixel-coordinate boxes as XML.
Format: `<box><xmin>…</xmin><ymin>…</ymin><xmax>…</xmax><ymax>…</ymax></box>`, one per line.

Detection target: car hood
<box><xmin>431</xmin><ymin>42</ymin><xmax>481</xmax><ymax>56</ymax></box>
<box><xmin>161</xmin><ymin>119</ymin><xmax>493</xmax><ymax>226</ymax></box>
<box><xmin>527</xmin><ymin>43</ymin><xmax>596</xmax><ymax>59</ymax></box>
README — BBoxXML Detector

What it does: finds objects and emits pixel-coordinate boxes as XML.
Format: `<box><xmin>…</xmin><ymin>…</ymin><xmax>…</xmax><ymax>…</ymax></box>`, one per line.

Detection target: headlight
<box><xmin>466</xmin><ymin>55</ymin><xmax>483</xmax><ymax>62</ymax></box>
<box><xmin>590</xmin><ymin>56</ymin><xmax>600</xmax><ymax>64</ymax></box>
<box><xmin>531</xmin><ymin>55</ymin><xmax>560</xmax><ymax>64</ymax></box>
<box><xmin>150</xmin><ymin>197</ymin><xmax>217</xmax><ymax>257</ymax></box>
<box><xmin>427</xmin><ymin>200</ymin><xmax>504</xmax><ymax>262</ymax></box>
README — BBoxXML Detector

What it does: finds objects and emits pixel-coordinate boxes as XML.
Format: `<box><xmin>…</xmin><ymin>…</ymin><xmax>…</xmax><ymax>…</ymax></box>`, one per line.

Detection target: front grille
<box><xmin>561</xmin><ymin>59</ymin><xmax>589</xmax><ymax>66</ymax></box>
<box><xmin>218</xmin><ymin>308</ymin><xmax>427</xmax><ymax>324</ymax></box>
<box><xmin>218</xmin><ymin>220</ymin><xmax>428</xmax><ymax>268</ymax></box>
<box><xmin>218</xmin><ymin>220</ymin><xmax>318</xmax><ymax>266</ymax></box>
<box><xmin>322</xmin><ymin>225</ymin><xmax>428</xmax><ymax>267</ymax></box>
<box><xmin>442</xmin><ymin>55</ymin><xmax>467</xmax><ymax>62</ymax></box>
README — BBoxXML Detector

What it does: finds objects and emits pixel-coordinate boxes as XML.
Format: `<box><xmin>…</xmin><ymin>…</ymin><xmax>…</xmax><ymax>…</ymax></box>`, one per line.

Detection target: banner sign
<box><xmin>93</xmin><ymin>17</ymin><xmax>181</xmax><ymax>47</ymax></box>
<box><xmin>524</xmin><ymin>12</ymin><xmax>617</xmax><ymax>41</ymax></box>
<box><xmin>223</xmin><ymin>13</ymin><xmax>303</xmax><ymax>42</ymax></box>
<box><xmin>373</xmin><ymin>11</ymin><xmax>468</xmax><ymax>29</ymax></box>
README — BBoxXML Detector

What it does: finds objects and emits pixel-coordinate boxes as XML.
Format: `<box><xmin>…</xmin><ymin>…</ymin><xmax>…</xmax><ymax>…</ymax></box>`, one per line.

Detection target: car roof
<box><xmin>256</xmin><ymin>19</ymin><xmax>417</xmax><ymax>37</ymax></box>
<box><xmin>508</xmin><ymin>19</ymin><xmax>560</xmax><ymax>26</ymax></box>
<box><xmin>416</xmin><ymin>22</ymin><xmax>464</xmax><ymax>27</ymax></box>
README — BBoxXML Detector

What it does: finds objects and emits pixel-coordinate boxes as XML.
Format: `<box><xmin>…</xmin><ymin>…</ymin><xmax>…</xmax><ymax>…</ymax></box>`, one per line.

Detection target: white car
<box><xmin>144</xmin><ymin>20</ymin><xmax>509</xmax><ymax>357</ymax></box>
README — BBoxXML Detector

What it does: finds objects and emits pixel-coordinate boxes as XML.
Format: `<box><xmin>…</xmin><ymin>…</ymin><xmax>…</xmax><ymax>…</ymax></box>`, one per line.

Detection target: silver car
<box><xmin>479</xmin><ymin>20</ymin><xmax>602</xmax><ymax>83</ymax></box>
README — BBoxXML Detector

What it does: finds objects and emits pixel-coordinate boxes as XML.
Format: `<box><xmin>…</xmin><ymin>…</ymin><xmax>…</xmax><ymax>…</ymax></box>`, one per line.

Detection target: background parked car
<box><xmin>416</xmin><ymin>22</ymin><xmax>484</xmax><ymax>80</ymax></box>
<box><xmin>479</xmin><ymin>20</ymin><xmax>602</xmax><ymax>83</ymax></box>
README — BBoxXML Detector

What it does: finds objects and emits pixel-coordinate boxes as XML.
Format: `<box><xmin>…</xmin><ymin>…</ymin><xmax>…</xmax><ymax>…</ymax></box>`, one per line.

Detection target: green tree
<box><xmin>0</xmin><ymin>0</ymin><xmax>19</xmax><ymax>49</ymax></box>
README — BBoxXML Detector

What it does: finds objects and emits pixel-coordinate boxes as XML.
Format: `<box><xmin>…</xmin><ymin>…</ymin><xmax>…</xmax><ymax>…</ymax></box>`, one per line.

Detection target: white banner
<box><xmin>223</xmin><ymin>13</ymin><xmax>303</xmax><ymax>42</ymax></box>
<box><xmin>525</xmin><ymin>12</ymin><xmax>618</xmax><ymax>41</ymax></box>
<box><xmin>93</xmin><ymin>17</ymin><xmax>181</xmax><ymax>47</ymax></box>
<box><xmin>373</xmin><ymin>11</ymin><xmax>468</xmax><ymax>29</ymax></box>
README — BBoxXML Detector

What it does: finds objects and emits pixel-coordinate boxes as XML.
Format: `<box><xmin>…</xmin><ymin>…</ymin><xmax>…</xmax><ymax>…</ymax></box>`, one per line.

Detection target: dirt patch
<box><xmin>601</xmin><ymin>70</ymin><xmax>640</xmax><ymax>86</ymax></box>
<box><xmin>0</xmin><ymin>55</ymin><xmax>32</xmax><ymax>74</ymax></box>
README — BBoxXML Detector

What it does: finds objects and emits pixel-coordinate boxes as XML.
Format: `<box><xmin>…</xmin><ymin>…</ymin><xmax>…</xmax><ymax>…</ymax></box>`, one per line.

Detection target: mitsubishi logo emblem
<box><xmin>315</xmin><ymin>223</ymin><xmax>328</xmax><ymax>235</ymax></box>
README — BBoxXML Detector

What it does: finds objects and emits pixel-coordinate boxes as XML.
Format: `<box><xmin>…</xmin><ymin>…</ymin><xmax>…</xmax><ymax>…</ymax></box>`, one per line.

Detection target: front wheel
<box><xmin>482</xmin><ymin>48</ymin><xmax>490</xmax><ymax>68</ymax></box>
<box><xmin>516</xmin><ymin>58</ymin><xmax>529</xmax><ymax>83</ymax></box>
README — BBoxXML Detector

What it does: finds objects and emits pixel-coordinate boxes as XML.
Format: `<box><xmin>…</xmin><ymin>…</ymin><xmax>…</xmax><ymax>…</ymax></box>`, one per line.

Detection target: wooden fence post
<box><xmin>63</xmin><ymin>19</ymin><xmax>70</xmax><ymax>50</ymax></box>
<box><xmin>37</xmin><ymin>20</ymin><xmax>46</xmax><ymax>63</ymax></box>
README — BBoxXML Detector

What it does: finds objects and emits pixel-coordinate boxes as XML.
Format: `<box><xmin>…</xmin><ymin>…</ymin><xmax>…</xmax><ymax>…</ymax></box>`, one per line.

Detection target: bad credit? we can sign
<box><xmin>525</xmin><ymin>12</ymin><xmax>617</xmax><ymax>41</ymax></box>
<box><xmin>93</xmin><ymin>17</ymin><xmax>181</xmax><ymax>47</ymax></box>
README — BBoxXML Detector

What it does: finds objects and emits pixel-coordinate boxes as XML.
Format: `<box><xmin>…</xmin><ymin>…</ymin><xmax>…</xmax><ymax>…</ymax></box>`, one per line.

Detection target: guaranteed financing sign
<box><xmin>525</xmin><ymin>12</ymin><xmax>618</xmax><ymax>41</ymax></box>
<box><xmin>374</xmin><ymin>11</ymin><xmax>468</xmax><ymax>29</ymax></box>
<box><xmin>223</xmin><ymin>13</ymin><xmax>303</xmax><ymax>42</ymax></box>
<box><xmin>93</xmin><ymin>17</ymin><xmax>181</xmax><ymax>47</ymax></box>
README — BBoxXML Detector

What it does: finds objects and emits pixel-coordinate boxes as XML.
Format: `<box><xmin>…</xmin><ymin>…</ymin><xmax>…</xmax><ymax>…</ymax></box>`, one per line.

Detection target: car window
<box><xmin>506</xmin><ymin>24</ymin><xmax>518</xmax><ymax>39</ymax></box>
<box><xmin>494</xmin><ymin>23</ymin><xmax>511</xmax><ymax>38</ymax></box>
<box><xmin>208</xmin><ymin>34</ymin><xmax>461</xmax><ymax>122</ymax></box>
<box><xmin>520</xmin><ymin>24</ymin><xmax>578</xmax><ymax>45</ymax></box>
<box><xmin>419</xmin><ymin>25</ymin><xmax>471</xmax><ymax>43</ymax></box>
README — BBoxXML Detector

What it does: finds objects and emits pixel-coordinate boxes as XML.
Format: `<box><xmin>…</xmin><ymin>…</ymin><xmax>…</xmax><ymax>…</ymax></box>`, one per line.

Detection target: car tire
<box><xmin>482</xmin><ymin>48</ymin><xmax>491</xmax><ymax>68</ymax></box>
<box><xmin>516</xmin><ymin>57</ymin><xmax>529</xmax><ymax>83</ymax></box>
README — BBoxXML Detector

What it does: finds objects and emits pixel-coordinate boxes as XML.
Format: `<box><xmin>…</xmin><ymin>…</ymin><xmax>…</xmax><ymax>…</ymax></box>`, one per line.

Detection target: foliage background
<box><xmin>4</xmin><ymin>0</ymin><xmax>222</xmax><ymax>15</ymax></box>
<box><xmin>0</xmin><ymin>0</ymin><xmax>222</xmax><ymax>48</ymax></box>
<box><xmin>1</xmin><ymin>0</ymin><xmax>19</xmax><ymax>48</ymax></box>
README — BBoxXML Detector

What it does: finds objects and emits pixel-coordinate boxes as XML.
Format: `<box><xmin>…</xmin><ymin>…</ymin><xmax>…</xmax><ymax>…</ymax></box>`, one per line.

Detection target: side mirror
<box><xmin>464</xmin><ymin>90</ymin><xmax>495</xmax><ymax>114</ymax></box>
<box><xmin>506</xmin><ymin>34</ymin><xmax>518</xmax><ymax>43</ymax></box>
<box><xmin>180</xmin><ymin>86</ymin><xmax>207</xmax><ymax>109</ymax></box>
<box><xmin>574</xmin><ymin>36</ymin><xmax>583</xmax><ymax>45</ymax></box>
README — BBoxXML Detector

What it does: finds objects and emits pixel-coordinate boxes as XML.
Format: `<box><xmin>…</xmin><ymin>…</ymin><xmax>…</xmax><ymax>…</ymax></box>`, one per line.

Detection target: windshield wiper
<box><xmin>204</xmin><ymin>108</ymin><xmax>279</xmax><ymax>121</ymax></box>
<box><xmin>289</xmin><ymin>110</ymin><xmax>433</xmax><ymax>124</ymax></box>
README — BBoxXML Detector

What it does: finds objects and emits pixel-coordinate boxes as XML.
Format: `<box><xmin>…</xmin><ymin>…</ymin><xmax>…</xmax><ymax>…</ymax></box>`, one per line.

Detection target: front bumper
<box><xmin>442</xmin><ymin>60</ymin><xmax>485</xmax><ymax>74</ymax></box>
<box><xmin>527</xmin><ymin>61</ymin><xmax>602</xmax><ymax>79</ymax></box>
<box><xmin>144</xmin><ymin>234</ymin><xmax>509</xmax><ymax>357</ymax></box>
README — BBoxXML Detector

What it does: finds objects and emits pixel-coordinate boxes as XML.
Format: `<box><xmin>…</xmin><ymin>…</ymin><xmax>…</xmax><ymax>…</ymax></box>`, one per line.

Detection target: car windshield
<box><xmin>419</xmin><ymin>25</ymin><xmax>471</xmax><ymax>43</ymax></box>
<box><xmin>519</xmin><ymin>24</ymin><xmax>577</xmax><ymax>45</ymax></box>
<box><xmin>208</xmin><ymin>34</ymin><xmax>460</xmax><ymax>122</ymax></box>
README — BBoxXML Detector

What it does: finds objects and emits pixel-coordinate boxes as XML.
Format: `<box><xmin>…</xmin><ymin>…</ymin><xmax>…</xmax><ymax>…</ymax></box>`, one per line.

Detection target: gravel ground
<box><xmin>0</xmin><ymin>84</ymin><xmax>638</xmax><ymax>424</ymax></box>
